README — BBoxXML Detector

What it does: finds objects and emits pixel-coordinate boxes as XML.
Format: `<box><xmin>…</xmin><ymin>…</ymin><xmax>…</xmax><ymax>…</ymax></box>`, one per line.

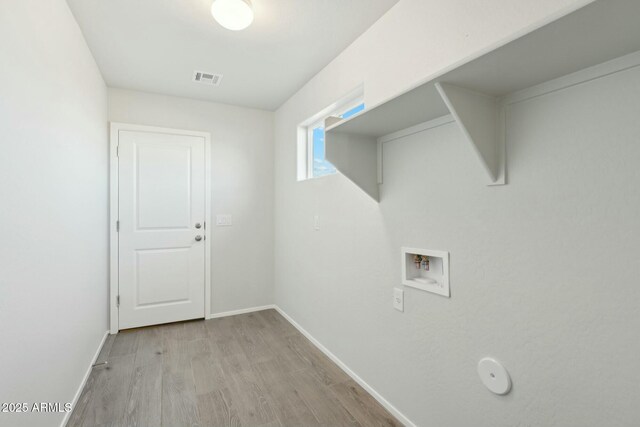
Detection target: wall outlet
<box><xmin>393</xmin><ymin>288</ymin><xmax>404</xmax><ymax>312</ymax></box>
<box><xmin>313</xmin><ymin>215</ymin><xmax>320</xmax><ymax>231</ymax></box>
<box><xmin>216</xmin><ymin>214</ymin><xmax>232</xmax><ymax>226</ymax></box>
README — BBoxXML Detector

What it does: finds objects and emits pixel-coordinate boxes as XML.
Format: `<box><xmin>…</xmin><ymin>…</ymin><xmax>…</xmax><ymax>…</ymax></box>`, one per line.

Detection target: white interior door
<box><xmin>118</xmin><ymin>129</ymin><xmax>206</xmax><ymax>330</ymax></box>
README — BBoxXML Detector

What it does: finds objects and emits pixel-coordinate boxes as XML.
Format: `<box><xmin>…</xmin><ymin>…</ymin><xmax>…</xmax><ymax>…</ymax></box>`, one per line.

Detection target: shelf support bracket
<box><xmin>325</xmin><ymin>119</ymin><xmax>380</xmax><ymax>201</ymax></box>
<box><xmin>435</xmin><ymin>82</ymin><xmax>506</xmax><ymax>185</ymax></box>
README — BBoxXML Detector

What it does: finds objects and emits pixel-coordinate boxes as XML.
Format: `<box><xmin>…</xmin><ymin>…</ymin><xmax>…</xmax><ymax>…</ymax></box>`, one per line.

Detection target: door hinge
<box><xmin>116</xmin><ymin>220</ymin><xmax>120</xmax><ymax>232</ymax></box>
<box><xmin>116</xmin><ymin>145</ymin><xmax>119</xmax><ymax>157</ymax></box>
<box><xmin>116</xmin><ymin>295</ymin><xmax>120</xmax><ymax>307</ymax></box>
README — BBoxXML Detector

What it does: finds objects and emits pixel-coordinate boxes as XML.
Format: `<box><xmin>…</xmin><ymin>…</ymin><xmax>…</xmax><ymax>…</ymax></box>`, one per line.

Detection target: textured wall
<box><xmin>0</xmin><ymin>1</ymin><xmax>108</xmax><ymax>426</ymax></box>
<box><xmin>273</xmin><ymin>0</ymin><xmax>640</xmax><ymax>425</ymax></box>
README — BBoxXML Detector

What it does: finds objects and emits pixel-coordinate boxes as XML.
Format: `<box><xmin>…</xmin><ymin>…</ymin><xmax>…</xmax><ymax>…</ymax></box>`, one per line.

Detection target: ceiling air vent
<box><xmin>193</xmin><ymin>70</ymin><xmax>223</xmax><ymax>86</ymax></box>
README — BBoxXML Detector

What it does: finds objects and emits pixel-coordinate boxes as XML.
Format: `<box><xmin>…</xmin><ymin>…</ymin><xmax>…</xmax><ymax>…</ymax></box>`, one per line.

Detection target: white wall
<box><xmin>109</xmin><ymin>89</ymin><xmax>274</xmax><ymax>315</ymax></box>
<box><xmin>274</xmin><ymin>0</ymin><xmax>640</xmax><ymax>426</ymax></box>
<box><xmin>0</xmin><ymin>1</ymin><xmax>108</xmax><ymax>426</ymax></box>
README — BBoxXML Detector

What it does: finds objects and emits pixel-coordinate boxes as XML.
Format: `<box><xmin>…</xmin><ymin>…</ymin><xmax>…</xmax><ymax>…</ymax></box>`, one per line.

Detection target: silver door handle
<box><xmin>195</xmin><ymin>235</ymin><xmax>202</xmax><ymax>242</ymax></box>
<box><xmin>195</xmin><ymin>223</ymin><xmax>202</xmax><ymax>229</ymax></box>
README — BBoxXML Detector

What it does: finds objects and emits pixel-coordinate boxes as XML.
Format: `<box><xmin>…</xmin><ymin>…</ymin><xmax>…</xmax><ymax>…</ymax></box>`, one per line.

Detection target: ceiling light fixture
<box><xmin>211</xmin><ymin>0</ymin><xmax>254</xmax><ymax>31</ymax></box>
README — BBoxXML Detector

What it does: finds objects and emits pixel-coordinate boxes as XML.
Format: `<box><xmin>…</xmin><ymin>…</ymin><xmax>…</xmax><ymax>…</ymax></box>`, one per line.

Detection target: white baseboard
<box><xmin>274</xmin><ymin>305</ymin><xmax>416</xmax><ymax>427</ymax></box>
<box><xmin>206</xmin><ymin>304</ymin><xmax>275</xmax><ymax>319</ymax></box>
<box><xmin>61</xmin><ymin>330</ymin><xmax>109</xmax><ymax>427</ymax></box>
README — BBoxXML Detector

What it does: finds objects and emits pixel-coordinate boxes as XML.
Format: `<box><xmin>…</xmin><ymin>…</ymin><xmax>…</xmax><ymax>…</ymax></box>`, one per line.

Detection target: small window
<box><xmin>310</xmin><ymin>125</ymin><xmax>334</xmax><ymax>177</ymax></box>
<box><xmin>298</xmin><ymin>98</ymin><xmax>365</xmax><ymax>180</ymax></box>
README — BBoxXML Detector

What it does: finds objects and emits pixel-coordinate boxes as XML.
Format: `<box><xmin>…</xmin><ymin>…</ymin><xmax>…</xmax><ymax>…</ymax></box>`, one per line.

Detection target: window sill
<box><xmin>297</xmin><ymin>172</ymin><xmax>339</xmax><ymax>183</ymax></box>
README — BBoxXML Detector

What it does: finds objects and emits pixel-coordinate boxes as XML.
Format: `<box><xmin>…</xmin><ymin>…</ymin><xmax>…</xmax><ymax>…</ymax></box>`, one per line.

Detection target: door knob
<box><xmin>195</xmin><ymin>223</ymin><xmax>202</xmax><ymax>229</ymax></box>
<box><xmin>195</xmin><ymin>235</ymin><xmax>202</xmax><ymax>242</ymax></box>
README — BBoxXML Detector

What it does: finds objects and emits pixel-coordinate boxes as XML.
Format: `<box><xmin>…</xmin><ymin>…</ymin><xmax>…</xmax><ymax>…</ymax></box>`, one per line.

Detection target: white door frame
<box><xmin>109</xmin><ymin>122</ymin><xmax>212</xmax><ymax>334</ymax></box>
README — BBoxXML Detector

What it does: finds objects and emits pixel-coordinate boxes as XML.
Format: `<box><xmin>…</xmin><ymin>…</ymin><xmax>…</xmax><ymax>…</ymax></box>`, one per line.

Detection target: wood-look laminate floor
<box><xmin>68</xmin><ymin>309</ymin><xmax>402</xmax><ymax>427</ymax></box>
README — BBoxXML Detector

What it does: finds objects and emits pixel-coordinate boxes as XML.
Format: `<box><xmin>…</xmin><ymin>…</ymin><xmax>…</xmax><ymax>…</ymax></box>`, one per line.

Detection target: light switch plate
<box><xmin>216</xmin><ymin>214</ymin><xmax>232</xmax><ymax>226</ymax></box>
<box><xmin>313</xmin><ymin>215</ymin><xmax>320</xmax><ymax>231</ymax></box>
<box><xmin>393</xmin><ymin>288</ymin><xmax>404</xmax><ymax>312</ymax></box>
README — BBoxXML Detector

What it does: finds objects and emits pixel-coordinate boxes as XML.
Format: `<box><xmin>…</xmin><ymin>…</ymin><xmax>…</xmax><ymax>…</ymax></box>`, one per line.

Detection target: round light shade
<box><xmin>211</xmin><ymin>0</ymin><xmax>254</xmax><ymax>31</ymax></box>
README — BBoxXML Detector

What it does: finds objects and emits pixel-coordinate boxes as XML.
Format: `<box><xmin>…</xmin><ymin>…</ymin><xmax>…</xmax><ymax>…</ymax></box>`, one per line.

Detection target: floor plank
<box><xmin>222</xmin><ymin>366</ymin><xmax>278</xmax><ymax>426</ymax></box>
<box><xmin>69</xmin><ymin>310</ymin><xmax>402</xmax><ymax>427</ymax></box>
<box><xmin>330</xmin><ymin>379</ymin><xmax>401</xmax><ymax>427</ymax></box>
<box><xmin>206</xmin><ymin>316</ymin><xmax>239</xmax><ymax>342</ymax></box>
<box><xmin>161</xmin><ymin>326</ymin><xmax>203</xmax><ymax>427</ymax></box>
<box><xmin>252</xmin><ymin>359</ymin><xmax>321</xmax><ymax>427</ymax></box>
<box><xmin>235</xmin><ymin>317</ymin><xmax>275</xmax><ymax>365</ymax></box>
<box><xmin>256</xmin><ymin>309</ymin><xmax>297</xmax><ymax>335</ymax></box>
<box><xmin>183</xmin><ymin>319</ymin><xmax>208</xmax><ymax>341</ymax></box>
<box><xmin>290</xmin><ymin>369</ymin><xmax>361</xmax><ymax>427</ymax></box>
<box><xmin>122</xmin><ymin>361</ymin><xmax>162</xmax><ymax>426</ymax></box>
<box><xmin>197</xmin><ymin>388</ymin><xmax>243</xmax><ymax>427</ymax></box>
<box><xmin>281</xmin><ymin>335</ymin><xmax>350</xmax><ymax>386</ymax></box>
<box><xmin>66</xmin><ymin>365</ymin><xmax>105</xmax><ymax>427</ymax></box>
<box><xmin>78</xmin><ymin>354</ymin><xmax>136</xmax><ymax>426</ymax></box>
<box><xmin>109</xmin><ymin>329</ymin><xmax>139</xmax><ymax>357</ymax></box>
<box><xmin>133</xmin><ymin>326</ymin><xmax>163</xmax><ymax>367</ymax></box>
<box><xmin>192</xmin><ymin>352</ymin><xmax>226</xmax><ymax>395</ymax></box>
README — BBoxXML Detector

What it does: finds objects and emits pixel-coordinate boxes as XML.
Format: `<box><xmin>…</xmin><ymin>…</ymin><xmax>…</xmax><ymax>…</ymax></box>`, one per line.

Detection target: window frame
<box><xmin>298</xmin><ymin>91</ymin><xmax>365</xmax><ymax>181</ymax></box>
<box><xmin>306</xmin><ymin>120</ymin><xmax>322</xmax><ymax>179</ymax></box>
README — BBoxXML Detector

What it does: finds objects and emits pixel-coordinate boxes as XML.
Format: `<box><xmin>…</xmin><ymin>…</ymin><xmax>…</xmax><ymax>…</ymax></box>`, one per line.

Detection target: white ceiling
<box><xmin>67</xmin><ymin>0</ymin><xmax>399</xmax><ymax>110</ymax></box>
